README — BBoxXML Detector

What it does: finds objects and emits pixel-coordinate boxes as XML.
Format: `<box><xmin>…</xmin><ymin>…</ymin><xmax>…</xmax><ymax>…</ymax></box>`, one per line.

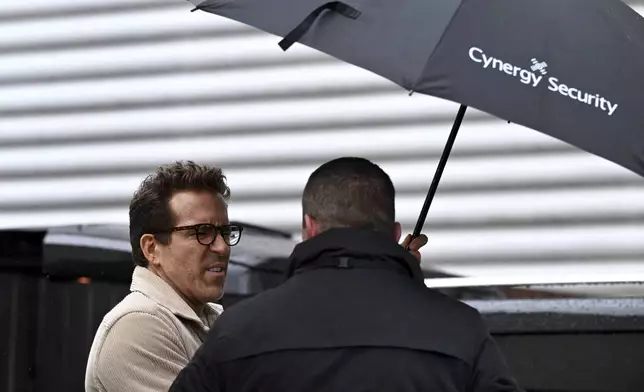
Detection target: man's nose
<box><xmin>209</xmin><ymin>232</ymin><xmax>229</xmax><ymax>253</ymax></box>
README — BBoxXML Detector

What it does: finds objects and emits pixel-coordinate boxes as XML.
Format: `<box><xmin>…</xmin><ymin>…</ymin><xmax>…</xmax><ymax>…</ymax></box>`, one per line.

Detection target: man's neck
<box><xmin>149</xmin><ymin>266</ymin><xmax>206</xmax><ymax>317</ymax></box>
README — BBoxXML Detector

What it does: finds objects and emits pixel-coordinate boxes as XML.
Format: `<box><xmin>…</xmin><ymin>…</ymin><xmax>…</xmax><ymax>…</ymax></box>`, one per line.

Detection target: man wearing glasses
<box><xmin>85</xmin><ymin>161</ymin><xmax>243</xmax><ymax>392</ymax></box>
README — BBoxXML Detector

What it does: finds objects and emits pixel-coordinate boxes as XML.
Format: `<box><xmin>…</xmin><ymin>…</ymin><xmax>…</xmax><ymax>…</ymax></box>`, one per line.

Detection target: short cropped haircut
<box><xmin>302</xmin><ymin>157</ymin><xmax>396</xmax><ymax>234</ymax></box>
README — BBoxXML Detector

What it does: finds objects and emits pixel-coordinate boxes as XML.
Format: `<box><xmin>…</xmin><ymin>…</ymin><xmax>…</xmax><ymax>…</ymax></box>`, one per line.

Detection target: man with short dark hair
<box><xmin>169</xmin><ymin>157</ymin><xmax>522</xmax><ymax>392</ymax></box>
<box><xmin>302</xmin><ymin>156</ymin><xmax>400</xmax><ymax>236</ymax></box>
<box><xmin>85</xmin><ymin>161</ymin><xmax>243</xmax><ymax>392</ymax></box>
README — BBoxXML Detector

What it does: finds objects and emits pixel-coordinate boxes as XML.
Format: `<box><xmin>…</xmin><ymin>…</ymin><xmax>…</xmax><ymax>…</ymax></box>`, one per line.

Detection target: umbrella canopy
<box><xmin>188</xmin><ymin>0</ymin><xmax>644</xmax><ymax>234</ymax></box>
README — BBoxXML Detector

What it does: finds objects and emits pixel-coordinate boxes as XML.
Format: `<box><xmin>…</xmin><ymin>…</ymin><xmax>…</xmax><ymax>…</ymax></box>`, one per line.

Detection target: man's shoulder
<box><xmin>102</xmin><ymin>291</ymin><xmax>172</xmax><ymax>326</ymax></box>
<box><xmin>85</xmin><ymin>292</ymin><xmax>181</xmax><ymax>390</ymax></box>
<box><xmin>89</xmin><ymin>292</ymin><xmax>179</xmax><ymax>357</ymax></box>
<box><xmin>213</xmin><ymin>286</ymin><xmax>283</xmax><ymax>330</ymax></box>
<box><xmin>422</xmin><ymin>286</ymin><xmax>483</xmax><ymax>313</ymax></box>
<box><xmin>416</xmin><ymin>286</ymin><xmax>488</xmax><ymax>325</ymax></box>
<box><xmin>218</xmin><ymin>278</ymin><xmax>485</xmax><ymax>328</ymax></box>
<box><xmin>85</xmin><ymin>299</ymin><xmax>193</xmax><ymax>392</ymax></box>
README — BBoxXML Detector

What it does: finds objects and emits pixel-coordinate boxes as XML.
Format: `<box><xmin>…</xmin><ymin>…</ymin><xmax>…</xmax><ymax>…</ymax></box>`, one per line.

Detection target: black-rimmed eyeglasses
<box><xmin>155</xmin><ymin>224</ymin><xmax>243</xmax><ymax>247</ymax></box>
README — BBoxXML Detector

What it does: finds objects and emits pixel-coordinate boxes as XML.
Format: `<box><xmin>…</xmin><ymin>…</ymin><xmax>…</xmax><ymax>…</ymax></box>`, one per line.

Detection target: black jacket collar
<box><xmin>285</xmin><ymin>227</ymin><xmax>424</xmax><ymax>283</ymax></box>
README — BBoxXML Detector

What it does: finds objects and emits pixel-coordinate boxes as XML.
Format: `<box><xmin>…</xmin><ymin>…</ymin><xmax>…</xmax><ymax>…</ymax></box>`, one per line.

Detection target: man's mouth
<box><xmin>207</xmin><ymin>267</ymin><xmax>225</xmax><ymax>273</ymax></box>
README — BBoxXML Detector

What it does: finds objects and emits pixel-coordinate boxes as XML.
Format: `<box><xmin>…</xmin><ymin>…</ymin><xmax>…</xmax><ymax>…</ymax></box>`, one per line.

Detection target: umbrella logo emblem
<box><xmin>530</xmin><ymin>58</ymin><xmax>548</xmax><ymax>75</ymax></box>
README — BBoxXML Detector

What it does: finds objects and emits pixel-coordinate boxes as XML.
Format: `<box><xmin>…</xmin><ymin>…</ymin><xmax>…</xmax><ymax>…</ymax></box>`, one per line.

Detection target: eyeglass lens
<box><xmin>196</xmin><ymin>224</ymin><xmax>241</xmax><ymax>246</ymax></box>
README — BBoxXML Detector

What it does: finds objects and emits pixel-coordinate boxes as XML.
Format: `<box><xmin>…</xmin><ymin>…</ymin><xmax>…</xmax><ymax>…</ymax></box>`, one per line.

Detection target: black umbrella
<box><xmin>188</xmin><ymin>0</ymin><xmax>644</xmax><ymax>237</ymax></box>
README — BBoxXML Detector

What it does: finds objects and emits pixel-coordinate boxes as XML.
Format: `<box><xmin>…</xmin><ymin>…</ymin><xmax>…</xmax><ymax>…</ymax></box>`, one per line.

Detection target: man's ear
<box><xmin>140</xmin><ymin>234</ymin><xmax>160</xmax><ymax>267</ymax></box>
<box><xmin>393</xmin><ymin>222</ymin><xmax>402</xmax><ymax>243</ymax></box>
<box><xmin>302</xmin><ymin>214</ymin><xmax>319</xmax><ymax>240</ymax></box>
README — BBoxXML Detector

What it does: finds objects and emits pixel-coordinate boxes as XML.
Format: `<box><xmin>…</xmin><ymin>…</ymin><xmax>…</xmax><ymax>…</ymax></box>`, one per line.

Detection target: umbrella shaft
<box><xmin>412</xmin><ymin>104</ymin><xmax>468</xmax><ymax>238</ymax></box>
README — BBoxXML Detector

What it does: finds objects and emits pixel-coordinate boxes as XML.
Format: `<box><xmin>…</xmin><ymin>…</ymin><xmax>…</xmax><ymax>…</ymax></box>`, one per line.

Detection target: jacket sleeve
<box><xmin>92</xmin><ymin>312</ymin><xmax>190</xmax><ymax>392</ymax></box>
<box><xmin>468</xmin><ymin>335</ymin><xmax>525</xmax><ymax>392</ymax></box>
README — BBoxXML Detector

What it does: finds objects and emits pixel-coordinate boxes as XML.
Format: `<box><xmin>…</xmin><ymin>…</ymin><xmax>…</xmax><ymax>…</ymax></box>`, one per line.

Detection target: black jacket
<box><xmin>170</xmin><ymin>228</ymin><xmax>522</xmax><ymax>392</ymax></box>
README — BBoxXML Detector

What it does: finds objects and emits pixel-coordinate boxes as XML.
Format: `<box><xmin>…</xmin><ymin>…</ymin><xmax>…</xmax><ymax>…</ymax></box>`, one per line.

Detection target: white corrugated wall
<box><xmin>2</xmin><ymin>0</ymin><xmax>644</xmax><ymax>278</ymax></box>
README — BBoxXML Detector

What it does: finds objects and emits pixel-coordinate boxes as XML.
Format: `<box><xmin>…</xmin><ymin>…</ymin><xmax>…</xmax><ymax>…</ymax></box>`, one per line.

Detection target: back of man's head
<box><xmin>301</xmin><ymin>157</ymin><xmax>397</xmax><ymax>238</ymax></box>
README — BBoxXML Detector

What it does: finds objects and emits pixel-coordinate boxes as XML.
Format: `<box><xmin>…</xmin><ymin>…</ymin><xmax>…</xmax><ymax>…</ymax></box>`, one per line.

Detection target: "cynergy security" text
<box><xmin>468</xmin><ymin>47</ymin><xmax>618</xmax><ymax>116</ymax></box>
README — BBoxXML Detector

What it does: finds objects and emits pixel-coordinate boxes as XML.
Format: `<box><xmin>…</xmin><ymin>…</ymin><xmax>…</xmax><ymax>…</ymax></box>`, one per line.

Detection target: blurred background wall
<box><xmin>2</xmin><ymin>0</ymin><xmax>644</xmax><ymax>277</ymax></box>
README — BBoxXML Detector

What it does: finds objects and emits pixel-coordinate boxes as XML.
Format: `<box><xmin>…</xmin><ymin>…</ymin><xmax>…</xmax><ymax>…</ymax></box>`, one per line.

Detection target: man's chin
<box><xmin>203</xmin><ymin>287</ymin><xmax>224</xmax><ymax>303</ymax></box>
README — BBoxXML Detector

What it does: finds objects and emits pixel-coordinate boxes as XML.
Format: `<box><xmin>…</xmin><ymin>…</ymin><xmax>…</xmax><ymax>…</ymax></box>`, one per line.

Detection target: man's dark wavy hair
<box><xmin>129</xmin><ymin>161</ymin><xmax>230</xmax><ymax>267</ymax></box>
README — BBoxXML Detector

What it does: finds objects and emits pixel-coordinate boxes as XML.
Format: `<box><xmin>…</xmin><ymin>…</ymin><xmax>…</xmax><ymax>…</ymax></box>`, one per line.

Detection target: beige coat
<box><xmin>85</xmin><ymin>266</ymin><xmax>223</xmax><ymax>392</ymax></box>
